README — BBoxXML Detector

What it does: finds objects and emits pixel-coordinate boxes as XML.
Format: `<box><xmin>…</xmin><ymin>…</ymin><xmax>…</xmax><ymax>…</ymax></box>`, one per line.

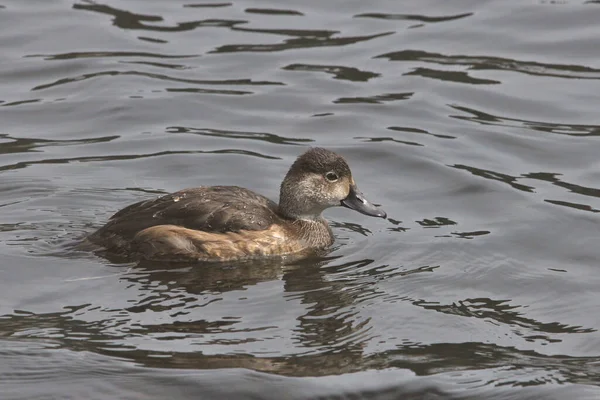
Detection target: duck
<box><xmin>87</xmin><ymin>147</ymin><xmax>386</xmax><ymax>262</ymax></box>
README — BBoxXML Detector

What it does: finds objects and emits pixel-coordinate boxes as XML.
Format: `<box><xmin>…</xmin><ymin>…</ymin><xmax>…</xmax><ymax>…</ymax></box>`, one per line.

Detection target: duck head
<box><xmin>279</xmin><ymin>147</ymin><xmax>386</xmax><ymax>220</ymax></box>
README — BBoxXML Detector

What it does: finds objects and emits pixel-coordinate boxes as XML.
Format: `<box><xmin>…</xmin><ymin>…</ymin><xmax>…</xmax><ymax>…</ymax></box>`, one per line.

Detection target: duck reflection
<box><xmin>1</xmin><ymin>250</ymin><xmax>598</xmax><ymax>381</ymax></box>
<box><xmin>94</xmin><ymin>246</ymin><xmax>373</xmax><ymax>374</ymax></box>
<box><xmin>130</xmin><ymin>256</ymin><xmax>305</xmax><ymax>295</ymax></box>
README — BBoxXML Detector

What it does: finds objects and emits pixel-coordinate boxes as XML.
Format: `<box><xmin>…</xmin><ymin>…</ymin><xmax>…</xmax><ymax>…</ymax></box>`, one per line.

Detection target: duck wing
<box><xmin>89</xmin><ymin>186</ymin><xmax>281</xmax><ymax>247</ymax></box>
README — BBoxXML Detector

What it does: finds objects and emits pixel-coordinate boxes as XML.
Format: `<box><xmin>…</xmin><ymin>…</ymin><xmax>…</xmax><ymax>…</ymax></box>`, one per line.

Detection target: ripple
<box><xmin>1</xmin><ymin>339</ymin><xmax>599</xmax><ymax>399</ymax></box>
<box><xmin>524</xmin><ymin>172</ymin><xmax>600</xmax><ymax>199</ymax></box>
<box><xmin>0</xmin><ymin>134</ymin><xmax>119</xmax><ymax>155</ymax></box>
<box><xmin>165</xmin><ymin>87</ymin><xmax>252</xmax><ymax>95</ymax></box>
<box><xmin>4</xmin><ymin>305</ymin><xmax>600</xmax><ymax>386</ymax></box>
<box><xmin>376</xmin><ymin>49</ymin><xmax>600</xmax><ymax>80</ymax></box>
<box><xmin>334</xmin><ymin>92</ymin><xmax>413</xmax><ymax>104</ymax></box>
<box><xmin>417</xmin><ymin>217</ymin><xmax>457</xmax><ymax>228</ymax></box>
<box><xmin>330</xmin><ymin>222</ymin><xmax>372</xmax><ymax>237</ymax></box>
<box><xmin>355</xmin><ymin>136</ymin><xmax>423</xmax><ymax>147</ymax></box>
<box><xmin>451</xmin><ymin>164</ymin><xmax>535</xmax><ymax>193</ymax></box>
<box><xmin>74</xmin><ymin>1</ymin><xmax>247</xmax><ymax>32</ymax></box>
<box><xmin>449</xmin><ymin>230</ymin><xmax>491</xmax><ymax>239</ymax></box>
<box><xmin>545</xmin><ymin>199</ymin><xmax>600</xmax><ymax>213</ymax></box>
<box><xmin>404</xmin><ymin>67</ymin><xmax>500</xmax><ymax>85</ymax></box>
<box><xmin>388</xmin><ymin>126</ymin><xmax>456</xmax><ymax>140</ymax></box>
<box><xmin>31</xmin><ymin>70</ymin><xmax>283</xmax><ymax>92</ymax></box>
<box><xmin>166</xmin><ymin>126</ymin><xmax>313</xmax><ymax>146</ymax></box>
<box><xmin>138</xmin><ymin>36</ymin><xmax>168</xmax><ymax>44</ymax></box>
<box><xmin>0</xmin><ymin>149</ymin><xmax>278</xmax><ymax>174</ymax></box>
<box><xmin>121</xmin><ymin>61</ymin><xmax>190</xmax><ymax>70</ymax></box>
<box><xmin>282</xmin><ymin>64</ymin><xmax>380</xmax><ymax>82</ymax></box>
<box><xmin>415</xmin><ymin>297</ymin><xmax>595</xmax><ymax>340</ymax></box>
<box><xmin>355</xmin><ymin>12</ymin><xmax>473</xmax><ymax>24</ymax></box>
<box><xmin>245</xmin><ymin>8</ymin><xmax>304</xmax><ymax>16</ymax></box>
<box><xmin>211</xmin><ymin>31</ymin><xmax>394</xmax><ymax>53</ymax></box>
<box><xmin>0</xmin><ymin>99</ymin><xmax>42</xmax><ymax>107</ymax></box>
<box><xmin>448</xmin><ymin>164</ymin><xmax>600</xmax><ymax>213</ymax></box>
<box><xmin>381</xmin><ymin>342</ymin><xmax>600</xmax><ymax>387</ymax></box>
<box><xmin>450</xmin><ymin>105</ymin><xmax>600</xmax><ymax>136</ymax></box>
<box><xmin>26</xmin><ymin>51</ymin><xmax>199</xmax><ymax>60</ymax></box>
<box><xmin>183</xmin><ymin>2</ymin><xmax>232</xmax><ymax>8</ymax></box>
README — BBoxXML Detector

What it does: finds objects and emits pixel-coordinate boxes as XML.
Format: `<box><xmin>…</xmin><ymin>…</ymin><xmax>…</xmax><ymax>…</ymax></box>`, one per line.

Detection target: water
<box><xmin>1</xmin><ymin>0</ymin><xmax>600</xmax><ymax>398</ymax></box>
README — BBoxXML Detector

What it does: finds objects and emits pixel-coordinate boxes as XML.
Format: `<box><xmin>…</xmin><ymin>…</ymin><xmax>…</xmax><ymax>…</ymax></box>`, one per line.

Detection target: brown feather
<box><xmin>131</xmin><ymin>224</ymin><xmax>321</xmax><ymax>262</ymax></box>
<box><xmin>88</xmin><ymin>186</ymin><xmax>282</xmax><ymax>253</ymax></box>
<box><xmin>87</xmin><ymin>147</ymin><xmax>384</xmax><ymax>262</ymax></box>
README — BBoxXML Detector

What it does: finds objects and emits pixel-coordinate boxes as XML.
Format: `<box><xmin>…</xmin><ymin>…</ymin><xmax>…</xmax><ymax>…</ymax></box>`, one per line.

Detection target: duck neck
<box><xmin>278</xmin><ymin>176</ymin><xmax>325</xmax><ymax>221</ymax></box>
<box><xmin>278</xmin><ymin>178</ymin><xmax>334</xmax><ymax>247</ymax></box>
<box><xmin>290</xmin><ymin>218</ymin><xmax>334</xmax><ymax>248</ymax></box>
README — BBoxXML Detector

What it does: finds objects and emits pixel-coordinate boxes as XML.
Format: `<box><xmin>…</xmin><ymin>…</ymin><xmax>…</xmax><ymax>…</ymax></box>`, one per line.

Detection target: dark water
<box><xmin>2</xmin><ymin>0</ymin><xmax>600</xmax><ymax>398</ymax></box>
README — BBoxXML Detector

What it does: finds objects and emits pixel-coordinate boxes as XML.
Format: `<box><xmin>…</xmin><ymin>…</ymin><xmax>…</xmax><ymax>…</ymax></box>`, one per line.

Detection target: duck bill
<box><xmin>341</xmin><ymin>185</ymin><xmax>387</xmax><ymax>218</ymax></box>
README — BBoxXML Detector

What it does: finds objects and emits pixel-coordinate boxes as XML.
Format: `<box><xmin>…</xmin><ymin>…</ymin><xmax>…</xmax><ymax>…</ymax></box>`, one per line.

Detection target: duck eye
<box><xmin>325</xmin><ymin>172</ymin><xmax>339</xmax><ymax>182</ymax></box>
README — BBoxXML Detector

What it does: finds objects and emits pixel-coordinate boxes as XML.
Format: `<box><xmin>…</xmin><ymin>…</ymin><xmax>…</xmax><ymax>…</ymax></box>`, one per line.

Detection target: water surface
<box><xmin>1</xmin><ymin>0</ymin><xmax>600</xmax><ymax>398</ymax></box>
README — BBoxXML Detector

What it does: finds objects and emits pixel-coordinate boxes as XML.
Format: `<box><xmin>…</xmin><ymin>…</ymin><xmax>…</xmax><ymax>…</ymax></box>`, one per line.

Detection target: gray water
<box><xmin>1</xmin><ymin>0</ymin><xmax>600</xmax><ymax>399</ymax></box>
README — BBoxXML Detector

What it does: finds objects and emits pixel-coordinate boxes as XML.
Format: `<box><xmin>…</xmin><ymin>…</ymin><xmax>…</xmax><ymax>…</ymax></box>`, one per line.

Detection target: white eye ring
<box><xmin>325</xmin><ymin>171</ymin><xmax>339</xmax><ymax>182</ymax></box>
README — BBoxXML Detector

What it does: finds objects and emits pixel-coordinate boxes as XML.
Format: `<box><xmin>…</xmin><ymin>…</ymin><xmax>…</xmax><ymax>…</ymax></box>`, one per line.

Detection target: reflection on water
<box><xmin>166</xmin><ymin>126</ymin><xmax>312</xmax><ymax>146</ymax></box>
<box><xmin>210</xmin><ymin>31</ymin><xmax>394</xmax><ymax>54</ymax></box>
<box><xmin>354</xmin><ymin>12</ymin><xmax>473</xmax><ymax>24</ymax></box>
<box><xmin>73</xmin><ymin>1</ymin><xmax>248</xmax><ymax>33</ymax></box>
<box><xmin>378</xmin><ymin>49</ymin><xmax>600</xmax><ymax>80</ymax></box>
<box><xmin>283</xmin><ymin>63</ymin><xmax>380</xmax><ymax>82</ymax></box>
<box><xmin>31</xmin><ymin>71</ymin><xmax>281</xmax><ymax>93</ymax></box>
<box><xmin>2</xmin><ymin>253</ymin><xmax>598</xmax><ymax>386</ymax></box>
<box><xmin>451</xmin><ymin>105</ymin><xmax>600</xmax><ymax>137</ymax></box>
<box><xmin>2</xmin><ymin>0</ymin><xmax>600</xmax><ymax>398</ymax></box>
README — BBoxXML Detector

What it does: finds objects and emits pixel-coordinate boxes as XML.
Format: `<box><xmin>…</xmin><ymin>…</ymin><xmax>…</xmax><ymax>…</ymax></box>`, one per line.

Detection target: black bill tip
<box><xmin>341</xmin><ymin>185</ymin><xmax>386</xmax><ymax>219</ymax></box>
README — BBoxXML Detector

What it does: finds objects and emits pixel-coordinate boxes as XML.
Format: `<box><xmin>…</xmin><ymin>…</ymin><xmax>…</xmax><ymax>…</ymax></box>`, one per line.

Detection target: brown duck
<box><xmin>87</xmin><ymin>148</ymin><xmax>386</xmax><ymax>262</ymax></box>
